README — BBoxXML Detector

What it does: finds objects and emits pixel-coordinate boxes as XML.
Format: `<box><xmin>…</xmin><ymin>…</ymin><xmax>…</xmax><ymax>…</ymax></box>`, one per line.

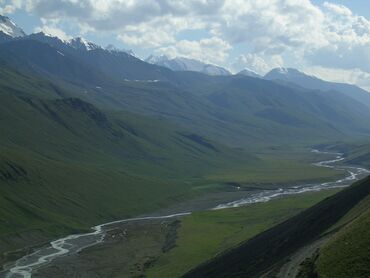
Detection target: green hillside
<box><xmin>0</xmin><ymin>64</ymin><xmax>248</xmax><ymax>263</ymax></box>
<box><xmin>0</xmin><ymin>63</ymin><xmax>344</xmax><ymax>266</ymax></box>
<box><xmin>316</xmin><ymin>196</ymin><xmax>370</xmax><ymax>278</ymax></box>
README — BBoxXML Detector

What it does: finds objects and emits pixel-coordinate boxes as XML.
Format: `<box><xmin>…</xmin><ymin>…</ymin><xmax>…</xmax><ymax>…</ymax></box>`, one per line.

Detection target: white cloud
<box><xmin>155</xmin><ymin>37</ymin><xmax>231</xmax><ymax>64</ymax></box>
<box><xmin>323</xmin><ymin>2</ymin><xmax>352</xmax><ymax>16</ymax></box>
<box><xmin>306</xmin><ymin>2</ymin><xmax>370</xmax><ymax>72</ymax></box>
<box><xmin>218</xmin><ymin>0</ymin><xmax>328</xmax><ymax>53</ymax></box>
<box><xmin>232</xmin><ymin>53</ymin><xmax>283</xmax><ymax>74</ymax></box>
<box><xmin>0</xmin><ymin>0</ymin><xmax>22</xmax><ymax>13</ymax></box>
<box><xmin>116</xmin><ymin>16</ymin><xmax>185</xmax><ymax>48</ymax></box>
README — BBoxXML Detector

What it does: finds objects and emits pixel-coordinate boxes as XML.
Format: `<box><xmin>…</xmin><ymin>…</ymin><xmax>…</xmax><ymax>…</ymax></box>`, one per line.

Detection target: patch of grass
<box><xmin>206</xmin><ymin>148</ymin><xmax>344</xmax><ymax>185</ymax></box>
<box><xmin>146</xmin><ymin>189</ymin><xmax>341</xmax><ymax>278</ymax></box>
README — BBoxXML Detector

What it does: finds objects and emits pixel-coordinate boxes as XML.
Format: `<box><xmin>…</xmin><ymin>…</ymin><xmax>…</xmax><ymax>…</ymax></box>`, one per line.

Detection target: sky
<box><xmin>1</xmin><ymin>0</ymin><xmax>370</xmax><ymax>91</ymax></box>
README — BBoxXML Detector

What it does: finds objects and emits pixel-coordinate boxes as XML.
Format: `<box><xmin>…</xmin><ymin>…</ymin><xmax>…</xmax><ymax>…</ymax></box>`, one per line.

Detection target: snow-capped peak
<box><xmin>276</xmin><ymin>67</ymin><xmax>289</xmax><ymax>74</ymax></box>
<box><xmin>33</xmin><ymin>31</ymin><xmax>69</xmax><ymax>43</ymax></box>
<box><xmin>145</xmin><ymin>54</ymin><xmax>170</xmax><ymax>64</ymax></box>
<box><xmin>237</xmin><ymin>68</ymin><xmax>261</xmax><ymax>78</ymax></box>
<box><xmin>105</xmin><ymin>44</ymin><xmax>137</xmax><ymax>57</ymax></box>
<box><xmin>105</xmin><ymin>44</ymin><xmax>119</xmax><ymax>52</ymax></box>
<box><xmin>146</xmin><ymin>55</ymin><xmax>231</xmax><ymax>76</ymax></box>
<box><xmin>69</xmin><ymin>37</ymin><xmax>101</xmax><ymax>51</ymax></box>
<box><xmin>0</xmin><ymin>15</ymin><xmax>26</xmax><ymax>38</ymax></box>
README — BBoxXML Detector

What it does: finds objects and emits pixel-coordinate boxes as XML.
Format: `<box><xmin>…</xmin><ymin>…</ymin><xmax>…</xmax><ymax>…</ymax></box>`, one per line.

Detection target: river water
<box><xmin>2</xmin><ymin>149</ymin><xmax>369</xmax><ymax>278</ymax></box>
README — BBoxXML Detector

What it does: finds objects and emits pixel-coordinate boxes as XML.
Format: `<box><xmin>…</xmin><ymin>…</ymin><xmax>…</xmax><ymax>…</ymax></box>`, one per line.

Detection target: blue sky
<box><xmin>1</xmin><ymin>0</ymin><xmax>370</xmax><ymax>90</ymax></box>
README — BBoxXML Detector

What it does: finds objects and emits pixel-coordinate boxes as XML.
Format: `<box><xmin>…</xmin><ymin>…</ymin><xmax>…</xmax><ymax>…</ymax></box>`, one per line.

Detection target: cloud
<box><xmin>232</xmin><ymin>53</ymin><xmax>283</xmax><ymax>74</ymax></box>
<box><xmin>116</xmin><ymin>16</ymin><xmax>186</xmax><ymax>48</ymax></box>
<box><xmin>155</xmin><ymin>37</ymin><xmax>231</xmax><ymax>64</ymax></box>
<box><xmin>0</xmin><ymin>0</ymin><xmax>22</xmax><ymax>14</ymax></box>
<box><xmin>323</xmin><ymin>2</ymin><xmax>352</xmax><ymax>16</ymax></box>
<box><xmin>23</xmin><ymin>0</ymin><xmax>221</xmax><ymax>31</ymax></box>
<box><xmin>217</xmin><ymin>1</ymin><xmax>328</xmax><ymax>54</ymax></box>
<box><xmin>306</xmin><ymin>2</ymin><xmax>370</xmax><ymax>72</ymax></box>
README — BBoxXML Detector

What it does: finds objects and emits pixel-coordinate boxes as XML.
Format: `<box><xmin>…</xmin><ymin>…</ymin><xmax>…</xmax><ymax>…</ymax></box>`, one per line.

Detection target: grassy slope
<box><xmin>345</xmin><ymin>144</ymin><xmax>370</xmax><ymax>169</ymax></box>
<box><xmin>315</xmin><ymin>196</ymin><xmax>370</xmax><ymax>278</ymax></box>
<box><xmin>0</xmin><ymin>65</ymin><xmax>342</xmax><ymax>264</ymax></box>
<box><xmin>146</xmin><ymin>189</ymin><xmax>341</xmax><ymax>277</ymax></box>
<box><xmin>0</xmin><ymin>67</ymin><xmax>249</xmax><ymax>259</ymax></box>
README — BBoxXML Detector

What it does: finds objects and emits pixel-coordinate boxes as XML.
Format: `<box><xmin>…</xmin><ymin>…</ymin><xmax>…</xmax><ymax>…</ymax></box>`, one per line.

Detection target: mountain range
<box><xmin>1</xmin><ymin>16</ymin><xmax>370</xmax><ymax>147</ymax></box>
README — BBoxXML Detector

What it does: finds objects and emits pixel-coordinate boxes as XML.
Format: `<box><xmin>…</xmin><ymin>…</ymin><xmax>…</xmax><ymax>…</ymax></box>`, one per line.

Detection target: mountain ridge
<box><xmin>265</xmin><ymin>67</ymin><xmax>370</xmax><ymax>107</ymax></box>
<box><xmin>1</xmin><ymin>36</ymin><xmax>370</xmax><ymax>149</ymax></box>
<box><xmin>237</xmin><ymin>68</ymin><xmax>261</xmax><ymax>78</ymax></box>
<box><xmin>0</xmin><ymin>15</ymin><xmax>25</xmax><ymax>38</ymax></box>
<box><xmin>146</xmin><ymin>55</ymin><xmax>231</xmax><ymax>76</ymax></box>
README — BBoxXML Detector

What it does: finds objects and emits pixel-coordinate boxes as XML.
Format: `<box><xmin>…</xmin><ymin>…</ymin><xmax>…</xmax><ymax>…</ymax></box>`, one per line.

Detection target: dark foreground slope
<box><xmin>314</xmin><ymin>197</ymin><xmax>370</xmax><ymax>278</ymax></box>
<box><xmin>184</xmin><ymin>176</ymin><xmax>370</xmax><ymax>278</ymax></box>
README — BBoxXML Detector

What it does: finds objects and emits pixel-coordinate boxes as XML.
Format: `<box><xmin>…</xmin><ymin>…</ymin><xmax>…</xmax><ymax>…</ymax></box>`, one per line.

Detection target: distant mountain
<box><xmin>265</xmin><ymin>67</ymin><xmax>370</xmax><ymax>108</ymax></box>
<box><xmin>1</xmin><ymin>15</ymin><xmax>370</xmax><ymax>147</ymax></box>
<box><xmin>26</xmin><ymin>33</ymin><xmax>134</xmax><ymax>56</ymax></box>
<box><xmin>264</xmin><ymin>67</ymin><xmax>302</xmax><ymax>79</ymax></box>
<box><xmin>236</xmin><ymin>68</ymin><xmax>261</xmax><ymax>78</ymax></box>
<box><xmin>2</xmin><ymin>36</ymin><xmax>370</xmax><ymax>148</ymax></box>
<box><xmin>0</xmin><ymin>15</ymin><xmax>25</xmax><ymax>38</ymax></box>
<box><xmin>146</xmin><ymin>55</ymin><xmax>231</xmax><ymax>76</ymax></box>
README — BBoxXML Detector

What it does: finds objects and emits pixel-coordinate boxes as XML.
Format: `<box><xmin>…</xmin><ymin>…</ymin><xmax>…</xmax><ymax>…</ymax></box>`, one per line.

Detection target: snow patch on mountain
<box><xmin>0</xmin><ymin>15</ymin><xmax>26</xmax><ymax>38</ymax></box>
<box><xmin>236</xmin><ymin>68</ymin><xmax>261</xmax><ymax>78</ymax></box>
<box><xmin>69</xmin><ymin>37</ymin><xmax>101</xmax><ymax>51</ymax></box>
<box><xmin>146</xmin><ymin>55</ymin><xmax>231</xmax><ymax>76</ymax></box>
<box><xmin>265</xmin><ymin>67</ymin><xmax>319</xmax><ymax>80</ymax></box>
<box><xmin>106</xmin><ymin>44</ymin><xmax>137</xmax><ymax>57</ymax></box>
